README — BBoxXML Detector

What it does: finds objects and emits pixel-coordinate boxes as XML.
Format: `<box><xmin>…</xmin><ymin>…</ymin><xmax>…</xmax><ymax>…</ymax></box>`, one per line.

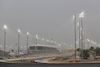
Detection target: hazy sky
<box><xmin>0</xmin><ymin>0</ymin><xmax>100</xmax><ymax>49</ymax></box>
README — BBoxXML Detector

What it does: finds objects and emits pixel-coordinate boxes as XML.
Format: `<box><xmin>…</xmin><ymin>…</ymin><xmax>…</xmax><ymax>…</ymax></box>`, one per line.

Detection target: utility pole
<box><xmin>73</xmin><ymin>15</ymin><xmax>77</xmax><ymax>59</ymax></box>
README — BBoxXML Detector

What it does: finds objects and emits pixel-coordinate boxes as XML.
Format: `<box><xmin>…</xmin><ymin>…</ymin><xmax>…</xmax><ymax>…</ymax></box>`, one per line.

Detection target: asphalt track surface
<box><xmin>0</xmin><ymin>62</ymin><xmax>100</xmax><ymax>67</ymax></box>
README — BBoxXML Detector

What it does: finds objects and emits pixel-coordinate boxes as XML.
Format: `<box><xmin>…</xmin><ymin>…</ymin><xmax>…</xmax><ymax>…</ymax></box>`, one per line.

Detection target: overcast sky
<box><xmin>0</xmin><ymin>0</ymin><xmax>100</xmax><ymax>49</ymax></box>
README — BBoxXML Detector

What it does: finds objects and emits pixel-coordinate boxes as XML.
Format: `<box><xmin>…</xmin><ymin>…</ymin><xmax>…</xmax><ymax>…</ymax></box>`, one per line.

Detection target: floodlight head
<box><xmin>4</xmin><ymin>25</ymin><xmax>7</xmax><ymax>29</ymax></box>
<box><xmin>18</xmin><ymin>29</ymin><xmax>20</xmax><ymax>33</ymax></box>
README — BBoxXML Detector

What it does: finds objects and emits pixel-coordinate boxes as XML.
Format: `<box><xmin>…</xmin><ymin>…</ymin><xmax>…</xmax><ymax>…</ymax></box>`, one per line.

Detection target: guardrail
<box><xmin>0</xmin><ymin>54</ymin><xmax>62</xmax><ymax>62</ymax></box>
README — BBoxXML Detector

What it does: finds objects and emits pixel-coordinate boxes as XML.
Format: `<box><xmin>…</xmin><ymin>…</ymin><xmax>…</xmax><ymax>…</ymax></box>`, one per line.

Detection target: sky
<box><xmin>0</xmin><ymin>0</ymin><xmax>100</xmax><ymax>50</ymax></box>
